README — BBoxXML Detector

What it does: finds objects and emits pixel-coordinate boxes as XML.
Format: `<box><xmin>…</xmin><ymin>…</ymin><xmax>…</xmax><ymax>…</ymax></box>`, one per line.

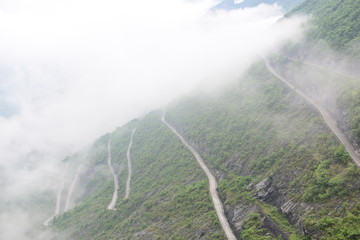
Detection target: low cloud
<box><xmin>0</xmin><ymin>0</ymin><xmax>306</xmax><ymax>238</ymax></box>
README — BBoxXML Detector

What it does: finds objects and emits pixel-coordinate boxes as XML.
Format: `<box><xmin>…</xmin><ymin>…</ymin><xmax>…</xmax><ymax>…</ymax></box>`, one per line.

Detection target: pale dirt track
<box><xmin>124</xmin><ymin>128</ymin><xmax>136</xmax><ymax>199</ymax></box>
<box><xmin>107</xmin><ymin>138</ymin><xmax>119</xmax><ymax>210</ymax></box>
<box><xmin>43</xmin><ymin>163</ymin><xmax>68</xmax><ymax>226</ymax></box>
<box><xmin>284</xmin><ymin>55</ymin><xmax>358</xmax><ymax>79</ymax></box>
<box><xmin>162</xmin><ymin>113</ymin><xmax>237</xmax><ymax>240</ymax></box>
<box><xmin>64</xmin><ymin>165</ymin><xmax>82</xmax><ymax>211</ymax></box>
<box><xmin>264</xmin><ymin>58</ymin><xmax>360</xmax><ymax>167</ymax></box>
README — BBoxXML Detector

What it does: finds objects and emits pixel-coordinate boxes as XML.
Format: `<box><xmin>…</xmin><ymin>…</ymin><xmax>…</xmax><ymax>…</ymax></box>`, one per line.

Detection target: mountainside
<box><xmin>40</xmin><ymin>0</ymin><xmax>360</xmax><ymax>239</ymax></box>
<box><xmin>288</xmin><ymin>0</ymin><xmax>360</xmax><ymax>52</ymax></box>
<box><xmin>49</xmin><ymin>61</ymin><xmax>360</xmax><ymax>239</ymax></box>
<box><xmin>278</xmin><ymin>0</ymin><xmax>360</xmax><ymax>161</ymax></box>
<box><xmin>213</xmin><ymin>0</ymin><xmax>306</xmax><ymax>12</ymax></box>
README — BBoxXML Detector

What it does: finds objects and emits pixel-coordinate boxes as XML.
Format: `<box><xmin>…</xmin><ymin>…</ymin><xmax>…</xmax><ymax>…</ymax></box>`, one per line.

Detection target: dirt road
<box><xmin>43</xmin><ymin>163</ymin><xmax>68</xmax><ymax>226</ymax></box>
<box><xmin>124</xmin><ymin>128</ymin><xmax>136</xmax><ymax>199</ymax></box>
<box><xmin>162</xmin><ymin>113</ymin><xmax>237</xmax><ymax>240</ymax></box>
<box><xmin>64</xmin><ymin>165</ymin><xmax>82</xmax><ymax>211</ymax></box>
<box><xmin>264</xmin><ymin>58</ymin><xmax>360</xmax><ymax>167</ymax></box>
<box><xmin>107</xmin><ymin>138</ymin><xmax>119</xmax><ymax>210</ymax></box>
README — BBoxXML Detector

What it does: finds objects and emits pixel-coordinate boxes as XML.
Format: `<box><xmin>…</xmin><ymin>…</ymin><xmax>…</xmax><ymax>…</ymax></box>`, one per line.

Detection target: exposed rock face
<box><xmin>261</xmin><ymin>214</ymin><xmax>290</xmax><ymax>239</ymax></box>
<box><xmin>133</xmin><ymin>229</ymin><xmax>156</xmax><ymax>240</ymax></box>
<box><xmin>227</xmin><ymin>199</ymin><xmax>291</xmax><ymax>240</ymax></box>
<box><xmin>229</xmin><ymin>201</ymin><xmax>261</xmax><ymax>233</ymax></box>
<box><xmin>225</xmin><ymin>176</ymin><xmax>318</xmax><ymax>239</ymax></box>
<box><xmin>281</xmin><ymin>199</ymin><xmax>299</xmax><ymax>215</ymax></box>
<box><xmin>280</xmin><ymin>199</ymin><xmax>314</xmax><ymax>235</ymax></box>
<box><xmin>253</xmin><ymin>176</ymin><xmax>278</xmax><ymax>202</ymax></box>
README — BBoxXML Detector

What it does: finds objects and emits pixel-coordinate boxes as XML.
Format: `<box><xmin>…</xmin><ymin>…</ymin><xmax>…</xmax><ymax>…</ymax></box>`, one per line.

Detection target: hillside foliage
<box><xmin>289</xmin><ymin>0</ymin><xmax>360</xmax><ymax>52</ymax></box>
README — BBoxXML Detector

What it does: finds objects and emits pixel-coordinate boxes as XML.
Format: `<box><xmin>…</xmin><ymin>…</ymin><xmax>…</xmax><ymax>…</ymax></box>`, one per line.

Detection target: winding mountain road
<box><xmin>271</xmin><ymin>52</ymin><xmax>359</xmax><ymax>79</ymax></box>
<box><xmin>64</xmin><ymin>165</ymin><xmax>82</xmax><ymax>212</ymax></box>
<box><xmin>264</xmin><ymin>58</ymin><xmax>360</xmax><ymax>167</ymax></box>
<box><xmin>43</xmin><ymin>162</ymin><xmax>68</xmax><ymax>226</ymax></box>
<box><xmin>124</xmin><ymin>128</ymin><xmax>136</xmax><ymax>199</ymax></box>
<box><xmin>107</xmin><ymin>138</ymin><xmax>119</xmax><ymax>210</ymax></box>
<box><xmin>286</xmin><ymin>56</ymin><xmax>358</xmax><ymax>79</ymax></box>
<box><xmin>162</xmin><ymin>113</ymin><xmax>237</xmax><ymax>240</ymax></box>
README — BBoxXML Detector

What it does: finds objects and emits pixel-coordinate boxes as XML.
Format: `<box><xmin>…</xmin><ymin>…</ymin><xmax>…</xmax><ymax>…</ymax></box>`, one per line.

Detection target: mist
<box><xmin>0</xmin><ymin>0</ymin><xmax>306</xmax><ymax>239</ymax></box>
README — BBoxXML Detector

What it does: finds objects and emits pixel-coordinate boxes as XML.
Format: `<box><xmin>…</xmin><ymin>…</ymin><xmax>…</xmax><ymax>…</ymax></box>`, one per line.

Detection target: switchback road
<box><xmin>264</xmin><ymin>58</ymin><xmax>360</xmax><ymax>167</ymax></box>
<box><xmin>162</xmin><ymin>113</ymin><xmax>237</xmax><ymax>240</ymax></box>
<box><xmin>43</xmin><ymin>162</ymin><xmax>68</xmax><ymax>226</ymax></box>
<box><xmin>107</xmin><ymin>138</ymin><xmax>119</xmax><ymax>210</ymax></box>
<box><xmin>124</xmin><ymin>128</ymin><xmax>136</xmax><ymax>199</ymax></box>
<box><xmin>64</xmin><ymin>165</ymin><xmax>82</xmax><ymax>211</ymax></box>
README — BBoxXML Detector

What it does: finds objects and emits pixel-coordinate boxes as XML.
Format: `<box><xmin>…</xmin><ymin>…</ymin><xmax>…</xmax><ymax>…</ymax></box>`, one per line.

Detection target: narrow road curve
<box><xmin>162</xmin><ymin>113</ymin><xmax>237</xmax><ymax>240</ymax></box>
<box><xmin>43</xmin><ymin>162</ymin><xmax>68</xmax><ymax>226</ymax></box>
<box><xmin>107</xmin><ymin>138</ymin><xmax>119</xmax><ymax>210</ymax></box>
<box><xmin>264</xmin><ymin>58</ymin><xmax>360</xmax><ymax>167</ymax></box>
<box><xmin>289</xmin><ymin>56</ymin><xmax>357</xmax><ymax>79</ymax></box>
<box><xmin>272</xmin><ymin>52</ymin><xmax>359</xmax><ymax>79</ymax></box>
<box><xmin>124</xmin><ymin>128</ymin><xmax>136</xmax><ymax>199</ymax></box>
<box><xmin>64</xmin><ymin>165</ymin><xmax>82</xmax><ymax>212</ymax></box>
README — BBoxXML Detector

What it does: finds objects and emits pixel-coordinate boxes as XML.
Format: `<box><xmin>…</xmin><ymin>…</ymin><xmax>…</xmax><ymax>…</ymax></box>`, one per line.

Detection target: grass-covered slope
<box><xmin>53</xmin><ymin>112</ymin><xmax>225</xmax><ymax>240</ymax></box>
<box><xmin>52</xmin><ymin>60</ymin><xmax>360</xmax><ymax>240</ymax></box>
<box><xmin>287</xmin><ymin>0</ymin><xmax>360</xmax><ymax>52</ymax></box>
<box><xmin>50</xmin><ymin>1</ymin><xmax>360</xmax><ymax>237</ymax></box>
<box><xmin>268</xmin><ymin>54</ymin><xmax>360</xmax><ymax>149</ymax></box>
<box><xmin>165</xmin><ymin>62</ymin><xmax>360</xmax><ymax>239</ymax></box>
<box><xmin>278</xmin><ymin>0</ymin><xmax>360</xmax><ymax>162</ymax></box>
<box><xmin>50</xmin><ymin>60</ymin><xmax>360</xmax><ymax>239</ymax></box>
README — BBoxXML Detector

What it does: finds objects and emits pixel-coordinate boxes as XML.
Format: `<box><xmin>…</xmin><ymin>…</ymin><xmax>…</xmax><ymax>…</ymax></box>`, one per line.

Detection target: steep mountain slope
<box><xmin>288</xmin><ymin>0</ymin><xmax>360</xmax><ymax>51</ymax></box>
<box><xmin>53</xmin><ymin>115</ymin><xmax>225</xmax><ymax>239</ymax></box>
<box><xmin>51</xmin><ymin>60</ymin><xmax>360</xmax><ymax>240</ymax></box>
<box><xmin>46</xmin><ymin>0</ymin><xmax>360</xmax><ymax>239</ymax></box>
<box><xmin>213</xmin><ymin>0</ymin><xmax>306</xmax><ymax>12</ymax></box>
<box><xmin>165</xmin><ymin>62</ymin><xmax>360</xmax><ymax>239</ymax></box>
<box><xmin>277</xmin><ymin>0</ymin><xmax>360</xmax><ymax>164</ymax></box>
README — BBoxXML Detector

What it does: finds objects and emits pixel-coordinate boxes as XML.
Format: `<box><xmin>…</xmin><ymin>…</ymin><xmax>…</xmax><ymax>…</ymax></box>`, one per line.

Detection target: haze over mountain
<box><xmin>1</xmin><ymin>0</ymin><xmax>360</xmax><ymax>239</ymax></box>
<box><xmin>213</xmin><ymin>0</ymin><xmax>306</xmax><ymax>11</ymax></box>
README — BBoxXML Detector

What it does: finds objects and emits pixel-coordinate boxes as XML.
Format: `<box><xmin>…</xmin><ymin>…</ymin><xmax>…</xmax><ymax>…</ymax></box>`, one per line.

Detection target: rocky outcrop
<box><xmin>261</xmin><ymin>214</ymin><xmax>290</xmax><ymax>239</ymax></box>
<box><xmin>280</xmin><ymin>199</ymin><xmax>313</xmax><ymax>235</ymax></box>
<box><xmin>227</xmin><ymin>199</ymin><xmax>291</xmax><ymax>239</ymax></box>
<box><xmin>224</xmin><ymin>176</ymin><xmax>316</xmax><ymax>239</ymax></box>
<box><xmin>229</xmin><ymin>201</ymin><xmax>261</xmax><ymax>233</ymax></box>
<box><xmin>253</xmin><ymin>176</ymin><xmax>278</xmax><ymax>202</ymax></box>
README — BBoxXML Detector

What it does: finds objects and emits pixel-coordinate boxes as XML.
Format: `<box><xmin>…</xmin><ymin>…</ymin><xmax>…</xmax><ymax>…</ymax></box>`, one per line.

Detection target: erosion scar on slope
<box><xmin>162</xmin><ymin>112</ymin><xmax>237</xmax><ymax>240</ymax></box>
<box><xmin>125</xmin><ymin>128</ymin><xmax>136</xmax><ymax>199</ymax></box>
<box><xmin>107</xmin><ymin>138</ymin><xmax>119</xmax><ymax>210</ymax></box>
<box><xmin>43</xmin><ymin>162</ymin><xmax>68</xmax><ymax>226</ymax></box>
<box><xmin>264</xmin><ymin>58</ymin><xmax>360</xmax><ymax>167</ymax></box>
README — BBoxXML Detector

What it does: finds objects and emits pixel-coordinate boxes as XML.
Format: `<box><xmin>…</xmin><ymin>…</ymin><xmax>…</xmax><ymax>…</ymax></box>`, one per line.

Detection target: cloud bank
<box><xmin>0</xmin><ymin>0</ymin><xmax>306</xmax><ymax>238</ymax></box>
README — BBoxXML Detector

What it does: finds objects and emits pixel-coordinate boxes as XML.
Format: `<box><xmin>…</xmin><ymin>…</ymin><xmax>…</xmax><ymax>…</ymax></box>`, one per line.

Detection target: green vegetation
<box><xmin>218</xmin><ymin>176</ymin><xmax>253</xmax><ymax>205</ymax></box>
<box><xmin>303</xmin><ymin>156</ymin><xmax>360</xmax><ymax>202</ymax></box>
<box><xmin>51</xmin><ymin>58</ymin><xmax>360</xmax><ymax>239</ymax></box>
<box><xmin>241</xmin><ymin>213</ymin><xmax>274</xmax><ymax>240</ymax></box>
<box><xmin>166</xmin><ymin>62</ymin><xmax>360</xmax><ymax>239</ymax></box>
<box><xmin>269</xmin><ymin>53</ymin><xmax>360</xmax><ymax>146</ymax></box>
<box><xmin>305</xmin><ymin>203</ymin><xmax>360</xmax><ymax>240</ymax></box>
<box><xmin>341</xmin><ymin>89</ymin><xmax>360</xmax><ymax>142</ymax></box>
<box><xmin>53</xmin><ymin>112</ymin><xmax>224</xmax><ymax>239</ymax></box>
<box><xmin>288</xmin><ymin>0</ymin><xmax>360</xmax><ymax>51</ymax></box>
<box><xmin>50</xmin><ymin>1</ymin><xmax>360</xmax><ymax>238</ymax></box>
